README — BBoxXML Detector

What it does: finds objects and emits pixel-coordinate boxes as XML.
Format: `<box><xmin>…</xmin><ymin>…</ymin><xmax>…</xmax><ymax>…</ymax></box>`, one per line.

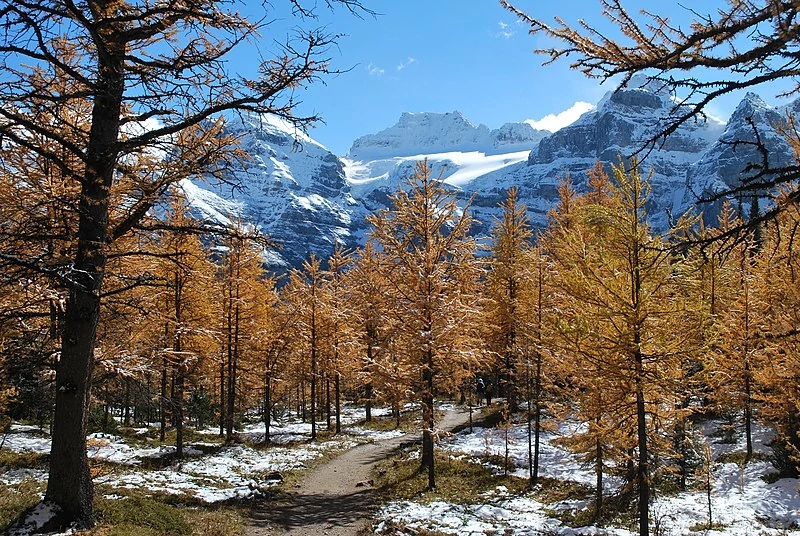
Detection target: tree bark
<box><xmin>421</xmin><ymin>346</ymin><xmax>435</xmax><ymax>490</ymax></box>
<box><xmin>264</xmin><ymin>370</ymin><xmax>271</xmax><ymax>444</ymax></box>
<box><xmin>219</xmin><ymin>354</ymin><xmax>225</xmax><ymax>437</ymax></box>
<box><xmin>174</xmin><ymin>272</ymin><xmax>184</xmax><ymax>458</ymax></box>
<box><xmin>335</xmin><ymin>372</ymin><xmax>341</xmax><ymax>434</ymax></box>
<box><xmin>326</xmin><ymin>376</ymin><xmax>331</xmax><ymax>431</ymax></box>
<box><xmin>45</xmin><ymin>11</ymin><xmax>125</xmax><ymax>524</ymax></box>
<box><xmin>595</xmin><ymin>435</ymin><xmax>603</xmax><ymax>521</ymax></box>
<box><xmin>310</xmin><ymin>277</ymin><xmax>318</xmax><ymax>441</ymax></box>
<box><xmin>635</xmin><ymin>353</ymin><xmax>650</xmax><ymax>536</ymax></box>
<box><xmin>160</xmin><ymin>359</ymin><xmax>168</xmax><ymax>442</ymax></box>
<box><xmin>123</xmin><ymin>378</ymin><xmax>131</xmax><ymax>427</ymax></box>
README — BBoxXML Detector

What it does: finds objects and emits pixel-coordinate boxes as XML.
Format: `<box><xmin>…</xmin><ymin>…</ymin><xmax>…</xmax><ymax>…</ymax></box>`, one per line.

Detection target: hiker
<box><xmin>475</xmin><ymin>378</ymin><xmax>485</xmax><ymax>406</ymax></box>
<box><xmin>485</xmin><ymin>380</ymin><xmax>494</xmax><ymax>406</ymax></box>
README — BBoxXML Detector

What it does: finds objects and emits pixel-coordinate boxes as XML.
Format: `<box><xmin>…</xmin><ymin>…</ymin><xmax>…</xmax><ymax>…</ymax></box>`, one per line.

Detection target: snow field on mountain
<box><xmin>343</xmin><ymin>150</ymin><xmax>531</xmax><ymax>193</ymax></box>
<box><xmin>374</xmin><ymin>417</ymin><xmax>800</xmax><ymax>536</ymax></box>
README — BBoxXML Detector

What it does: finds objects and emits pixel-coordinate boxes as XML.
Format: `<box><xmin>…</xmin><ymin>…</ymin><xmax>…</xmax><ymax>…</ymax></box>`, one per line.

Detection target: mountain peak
<box><xmin>348</xmin><ymin>111</ymin><xmax>492</xmax><ymax>161</ymax></box>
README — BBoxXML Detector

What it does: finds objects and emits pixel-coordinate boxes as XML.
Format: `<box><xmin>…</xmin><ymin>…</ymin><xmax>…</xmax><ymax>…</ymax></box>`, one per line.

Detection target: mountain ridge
<box><xmin>182</xmin><ymin>83</ymin><xmax>795</xmax><ymax>271</ymax></box>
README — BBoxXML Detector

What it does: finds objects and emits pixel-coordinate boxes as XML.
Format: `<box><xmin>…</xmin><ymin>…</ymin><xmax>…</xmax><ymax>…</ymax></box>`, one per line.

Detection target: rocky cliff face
<box><xmin>685</xmin><ymin>92</ymin><xmax>795</xmax><ymax>224</ymax></box>
<box><xmin>184</xmin><ymin>84</ymin><xmax>796</xmax><ymax>272</ymax></box>
<box><xmin>180</xmin><ymin>113</ymin><xmax>360</xmax><ymax>269</ymax></box>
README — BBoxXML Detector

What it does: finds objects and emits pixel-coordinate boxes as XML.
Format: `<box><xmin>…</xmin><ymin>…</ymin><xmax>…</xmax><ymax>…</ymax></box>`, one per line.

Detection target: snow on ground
<box><xmin>440</xmin><ymin>419</ymin><xmax>619</xmax><ymax>491</ymax></box>
<box><xmin>94</xmin><ymin>439</ymin><xmax>359</xmax><ymax>503</ymax></box>
<box><xmin>7</xmin><ymin>501</ymin><xmax>60</xmax><ymax>536</ymax></box>
<box><xmin>197</xmin><ymin>404</ymin><xmax>404</xmax><ymax>444</ymax></box>
<box><xmin>376</xmin><ymin>417</ymin><xmax>800</xmax><ymax>536</ymax></box>
<box><xmin>0</xmin><ymin>468</ymin><xmax>47</xmax><ymax>486</ymax></box>
<box><xmin>376</xmin><ymin>486</ymin><xmax>633</xmax><ymax>536</ymax></box>
<box><xmin>0</xmin><ymin>404</ymin><xmax>406</xmax><ymax>503</ymax></box>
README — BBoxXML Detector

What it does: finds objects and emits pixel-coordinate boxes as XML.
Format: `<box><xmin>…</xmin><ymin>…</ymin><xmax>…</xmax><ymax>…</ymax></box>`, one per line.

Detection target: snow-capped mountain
<box><xmin>685</xmin><ymin>92</ymin><xmax>796</xmax><ymax>224</ymax></box>
<box><xmin>349</xmin><ymin>111</ymin><xmax>547</xmax><ymax>161</ymax></box>
<box><xmin>183</xmin><ymin>81</ymin><xmax>796</xmax><ymax>272</ymax></box>
<box><xmin>474</xmin><ymin>77</ymin><xmax>727</xmax><ymax>231</ymax></box>
<box><xmin>180</xmin><ymin>114</ymin><xmax>360</xmax><ymax>269</ymax></box>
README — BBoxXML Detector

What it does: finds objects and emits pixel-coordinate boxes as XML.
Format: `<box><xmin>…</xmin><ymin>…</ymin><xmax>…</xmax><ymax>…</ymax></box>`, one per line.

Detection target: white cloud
<box><xmin>396</xmin><ymin>57</ymin><xmax>417</xmax><ymax>71</ymax></box>
<box><xmin>496</xmin><ymin>21</ymin><xmax>515</xmax><ymax>39</ymax></box>
<box><xmin>366</xmin><ymin>63</ymin><xmax>385</xmax><ymax>77</ymax></box>
<box><xmin>525</xmin><ymin>101</ymin><xmax>595</xmax><ymax>132</ymax></box>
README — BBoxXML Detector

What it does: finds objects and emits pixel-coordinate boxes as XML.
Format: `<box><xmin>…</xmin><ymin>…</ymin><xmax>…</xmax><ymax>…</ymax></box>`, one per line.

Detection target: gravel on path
<box><xmin>246</xmin><ymin>405</ymin><xmax>478</xmax><ymax>536</ymax></box>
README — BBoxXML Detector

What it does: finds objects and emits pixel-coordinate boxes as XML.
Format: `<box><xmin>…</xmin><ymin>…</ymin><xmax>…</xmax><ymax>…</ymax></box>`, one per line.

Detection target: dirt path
<box><xmin>246</xmin><ymin>406</ymin><xmax>478</xmax><ymax>536</ymax></box>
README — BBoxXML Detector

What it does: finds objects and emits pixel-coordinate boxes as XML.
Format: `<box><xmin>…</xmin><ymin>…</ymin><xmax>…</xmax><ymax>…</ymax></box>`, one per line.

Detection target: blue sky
<box><xmin>248</xmin><ymin>1</ymin><xmax>793</xmax><ymax>155</ymax></box>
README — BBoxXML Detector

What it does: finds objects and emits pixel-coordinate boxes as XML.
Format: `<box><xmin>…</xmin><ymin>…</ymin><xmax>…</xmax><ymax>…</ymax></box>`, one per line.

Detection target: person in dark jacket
<box><xmin>485</xmin><ymin>380</ymin><xmax>494</xmax><ymax>406</ymax></box>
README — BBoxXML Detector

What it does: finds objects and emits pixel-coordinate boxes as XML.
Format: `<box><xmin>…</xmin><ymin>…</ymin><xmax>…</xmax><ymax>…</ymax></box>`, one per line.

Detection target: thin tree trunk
<box><xmin>160</xmin><ymin>359</ymin><xmax>168</xmax><ymax>442</ymax></box>
<box><xmin>635</xmin><ymin>360</ymin><xmax>650</xmax><ymax>536</ymax></box>
<box><xmin>365</xmin><ymin>383</ymin><xmax>373</xmax><ymax>422</ymax></box>
<box><xmin>264</xmin><ymin>371</ymin><xmax>271</xmax><ymax>444</ymax></box>
<box><xmin>219</xmin><ymin>352</ymin><xmax>225</xmax><ymax>437</ymax></box>
<box><xmin>743</xmin><ymin>286</ymin><xmax>753</xmax><ymax>462</ymax></box>
<box><xmin>335</xmin><ymin>372</ymin><xmax>341</xmax><ymax>434</ymax></box>
<box><xmin>226</xmin><ymin>300</ymin><xmax>238</xmax><ymax>441</ymax></box>
<box><xmin>174</xmin><ymin>271</ymin><xmax>184</xmax><ymax>458</ymax></box>
<box><xmin>533</xmin><ymin>362</ymin><xmax>541</xmax><ymax>483</ymax></box>
<box><xmin>301</xmin><ymin>382</ymin><xmax>306</xmax><ymax>422</ymax></box>
<box><xmin>123</xmin><ymin>379</ymin><xmax>131</xmax><ymax>427</ymax></box>
<box><xmin>365</xmin><ymin>329</ymin><xmax>374</xmax><ymax>423</ymax></box>
<box><xmin>595</xmin><ymin>435</ymin><xmax>603</xmax><ymax>521</ymax></box>
<box><xmin>326</xmin><ymin>376</ymin><xmax>332</xmax><ymax>432</ymax></box>
<box><xmin>102</xmin><ymin>399</ymin><xmax>109</xmax><ymax>434</ymax></box>
<box><xmin>422</xmin><ymin>346</ymin><xmax>435</xmax><ymax>489</ymax></box>
<box><xmin>310</xmin><ymin>297</ymin><xmax>317</xmax><ymax>441</ymax></box>
<box><xmin>744</xmin><ymin>365</ymin><xmax>753</xmax><ymax>461</ymax></box>
<box><xmin>175</xmin><ymin>367</ymin><xmax>184</xmax><ymax>458</ymax></box>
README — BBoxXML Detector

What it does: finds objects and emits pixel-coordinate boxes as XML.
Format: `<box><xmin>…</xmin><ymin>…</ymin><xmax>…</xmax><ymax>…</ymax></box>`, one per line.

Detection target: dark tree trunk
<box><xmin>505</xmin><ymin>278</ymin><xmax>518</xmax><ymax>413</ymax></box>
<box><xmin>123</xmin><ymin>378</ymin><xmax>131</xmax><ymax>427</ymax></box>
<box><xmin>174</xmin><ymin>270</ymin><xmax>184</xmax><ymax>458</ymax></box>
<box><xmin>365</xmin><ymin>382</ymin><xmax>373</xmax><ymax>422</ymax></box>
<box><xmin>301</xmin><ymin>382</ymin><xmax>306</xmax><ymax>422</ymax></box>
<box><xmin>635</xmin><ymin>356</ymin><xmax>650</xmax><ymax>536</ymax></box>
<box><xmin>310</xmin><ymin>291</ymin><xmax>317</xmax><ymax>441</ymax></box>
<box><xmin>45</xmin><ymin>17</ymin><xmax>125</xmax><ymax>525</ymax></box>
<box><xmin>595</xmin><ymin>435</ymin><xmax>603</xmax><ymax>521</ymax></box>
<box><xmin>326</xmin><ymin>376</ymin><xmax>331</xmax><ymax>431</ymax></box>
<box><xmin>219</xmin><ymin>354</ymin><xmax>225</xmax><ymax>437</ymax></box>
<box><xmin>532</xmin><ymin>259</ymin><xmax>543</xmax><ymax>485</ymax></box>
<box><xmin>365</xmin><ymin>323</ymin><xmax>376</xmax><ymax>422</ymax></box>
<box><xmin>532</xmin><ymin>346</ymin><xmax>542</xmax><ymax>485</ymax></box>
<box><xmin>744</xmin><ymin>358</ymin><xmax>753</xmax><ymax>462</ymax></box>
<box><xmin>225</xmin><ymin>263</ymin><xmax>239</xmax><ymax>441</ymax></box>
<box><xmin>160</xmin><ymin>359</ymin><xmax>168</xmax><ymax>442</ymax></box>
<box><xmin>335</xmin><ymin>372</ymin><xmax>341</xmax><ymax>435</ymax></box>
<box><xmin>421</xmin><ymin>346</ymin><xmax>435</xmax><ymax>490</ymax></box>
<box><xmin>264</xmin><ymin>371</ymin><xmax>271</xmax><ymax>444</ymax></box>
<box><xmin>174</xmin><ymin>367</ymin><xmax>184</xmax><ymax>458</ymax></box>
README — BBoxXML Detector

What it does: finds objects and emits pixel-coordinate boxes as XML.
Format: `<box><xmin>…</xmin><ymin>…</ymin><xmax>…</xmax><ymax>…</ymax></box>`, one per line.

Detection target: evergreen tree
<box><xmin>218</xmin><ymin>230</ymin><xmax>271</xmax><ymax>443</ymax></box>
<box><xmin>545</xmin><ymin>159</ymin><xmax>701</xmax><ymax>534</ymax></box>
<box><xmin>366</xmin><ymin>160</ymin><xmax>482</xmax><ymax>490</ymax></box>
<box><xmin>285</xmin><ymin>255</ymin><xmax>328</xmax><ymax>441</ymax></box>
<box><xmin>485</xmin><ymin>187</ymin><xmax>534</xmax><ymax>414</ymax></box>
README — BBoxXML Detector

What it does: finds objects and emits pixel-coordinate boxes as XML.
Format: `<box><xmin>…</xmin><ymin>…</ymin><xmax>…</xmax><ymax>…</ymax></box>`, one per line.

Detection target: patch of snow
<box><xmin>7</xmin><ymin>501</ymin><xmax>60</xmax><ymax>536</ymax></box>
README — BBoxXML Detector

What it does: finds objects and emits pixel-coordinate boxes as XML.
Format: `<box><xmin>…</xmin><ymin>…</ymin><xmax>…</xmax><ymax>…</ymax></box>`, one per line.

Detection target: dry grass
<box><xmin>373</xmin><ymin>450</ymin><xmax>528</xmax><ymax>505</ymax></box>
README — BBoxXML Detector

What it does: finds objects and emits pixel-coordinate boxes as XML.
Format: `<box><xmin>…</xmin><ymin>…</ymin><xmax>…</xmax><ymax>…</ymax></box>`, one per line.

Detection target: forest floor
<box><xmin>245</xmin><ymin>405</ymin><xmax>478</xmax><ymax>536</ymax></box>
<box><xmin>1</xmin><ymin>403</ymin><xmax>799</xmax><ymax>535</ymax></box>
